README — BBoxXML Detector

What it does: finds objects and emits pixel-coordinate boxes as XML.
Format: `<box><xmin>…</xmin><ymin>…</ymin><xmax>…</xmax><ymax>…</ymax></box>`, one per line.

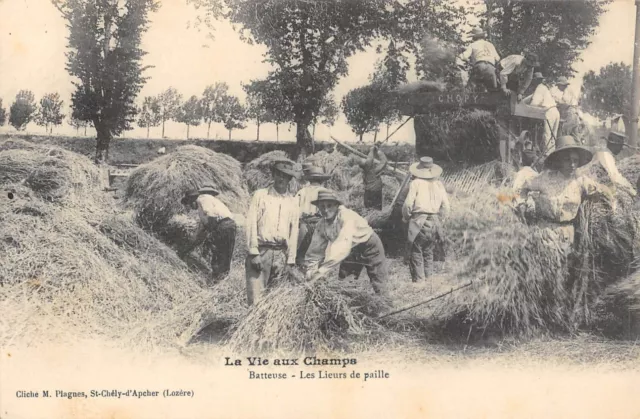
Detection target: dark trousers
<box><xmin>364</xmin><ymin>188</ymin><xmax>383</xmax><ymax>210</ymax></box>
<box><xmin>296</xmin><ymin>216</ymin><xmax>320</xmax><ymax>266</ymax></box>
<box><xmin>409</xmin><ymin>219</ymin><xmax>439</xmax><ymax>283</ymax></box>
<box><xmin>205</xmin><ymin>218</ymin><xmax>236</xmax><ymax>283</ymax></box>
<box><xmin>245</xmin><ymin>246</ymin><xmax>288</xmax><ymax>305</ymax></box>
<box><xmin>471</xmin><ymin>62</ymin><xmax>497</xmax><ymax>91</ymax></box>
<box><xmin>338</xmin><ymin>232</ymin><xmax>389</xmax><ymax>296</ymax></box>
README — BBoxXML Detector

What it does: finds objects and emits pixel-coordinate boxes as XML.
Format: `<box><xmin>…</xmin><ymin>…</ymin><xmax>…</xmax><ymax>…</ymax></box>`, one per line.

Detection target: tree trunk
<box><xmin>76</xmin><ymin>127</ymin><xmax>79</xmax><ymax>135</ymax></box>
<box><xmin>256</xmin><ymin>121</ymin><xmax>260</xmax><ymax>141</ymax></box>
<box><xmin>207</xmin><ymin>121</ymin><xmax>211</xmax><ymax>139</ymax></box>
<box><xmin>187</xmin><ymin>124</ymin><xmax>190</xmax><ymax>140</ymax></box>
<box><xmin>162</xmin><ymin>118</ymin><xmax>166</xmax><ymax>138</ymax></box>
<box><xmin>386</xmin><ymin>123</ymin><xmax>390</xmax><ymax>138</ymax></box>
<box><xmin>276</xmin><ymin>124</ymin><xmax>280</xmax><ymax>142</ymax></box>
<box><xmin>94</xmin><ymin>121</ymin><xmax>111</xmax><ymax>163</ymax></box>
<box><xmin>295</xmin><ymin>118</ymin><xmax>314</xmax><ymax>159</ymax></box>
<box><xmin>228</xmin><ymin>129</ymin><xmax>232</xmax><ymax>141</ymax></box>
<box><xmin>147</xmin><ymin>126</ymin><xmax>150</xmax><ymax>138</ymax></box>
<box><xmin>84</xmin><ymin>125</ymin><xmax>87</xmax><ymax>136</ymax></box>
<box><xmin>373</xmin><ymin>129</ymin><xmax>378</xmax><ymax>143</ymax></box>
<box><xmin>312</xmin><ymin>123</ymin><xmax>316</xmax><ymax>140</ymax></box>
<box><xmin>359</xmin><ymin>132</ymin><xmax>364</xmax><ymax>142</ymax></box>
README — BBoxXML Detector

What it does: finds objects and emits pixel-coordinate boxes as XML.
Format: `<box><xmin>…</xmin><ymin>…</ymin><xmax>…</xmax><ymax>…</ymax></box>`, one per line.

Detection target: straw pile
<box><xmin>226</xmin><ymin>275</ymin><xmax>388</xmax><ymax>353</ymax></box>
<box><xmin>0</xmin><ymin>139</ymin><xmax>224</xmax><ymax>348</ymax></box>
<box><xmin>617</xmin><ymin>154</ymin><xmax>640</xmax><ymax>186</ymax></box>
<box><xmin>123</xmin><ymin>145</ymin><xmax>248</xmax><ymax>234</ymax></box>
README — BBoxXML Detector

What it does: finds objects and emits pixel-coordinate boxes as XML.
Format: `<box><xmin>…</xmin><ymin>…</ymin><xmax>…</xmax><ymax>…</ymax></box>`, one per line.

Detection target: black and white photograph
<box><xmin>2</xmin><ymin>0</ymin><xmax>640</xmax><ymax>417</ymax></box>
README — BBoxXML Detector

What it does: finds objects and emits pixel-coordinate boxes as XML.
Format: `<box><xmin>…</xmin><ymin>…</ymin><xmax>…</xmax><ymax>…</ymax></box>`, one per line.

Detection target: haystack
<box><xmin>123</xmin><ymin>145</ymin><xmax>248</xmax><ymax>234</ymax></box>
<box><xmin>226</xmin><ymin>275</ymin><xmax>388</xmax><ymax>353</ymax></box>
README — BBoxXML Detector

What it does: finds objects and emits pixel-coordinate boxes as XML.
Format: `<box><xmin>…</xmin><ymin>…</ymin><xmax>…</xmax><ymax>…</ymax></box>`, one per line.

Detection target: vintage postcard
<box><xmin>2</xmin><ymin>0</ymin><xmax>640</xmax><ymax>418</ymax></box>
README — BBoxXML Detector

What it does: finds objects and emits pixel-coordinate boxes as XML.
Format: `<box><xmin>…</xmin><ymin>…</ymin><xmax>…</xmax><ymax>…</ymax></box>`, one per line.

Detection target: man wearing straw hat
<box><xmin>402</xmin><ymin>157</ymin><xmax>450</xmax><ymax>283</ymax></box>
<box><xmin>498</xmin><ymin>52</ymin><xmax>540</xmax><ymax>102</ymax></box>
<box><xmin>353</xmin><ymin>145</ymin><xmax>388</xmax><ymax>210</ymax></box>
<box><xmin>180</xmin><ymin>185</ymin><xmax>237</xmax><ymax>284</ymax></box>
<box><xmin>304</xmin><ymin>189</ymin><xmax>391</xmax><ymax>302</ymax></box>
<box><xmin>245</xmin><ymin>159</ymin><xmax>301</xmax><ymax>305</ymax></box>
<box><xmin>456</xmin><ymin>27</ymin><xmax>501</xmax><ymax>91</ymax></box>
<box><xmin>516</xmin><ymin>136</ymin><xmax>614</xmax><ymax>253</ymax></box>
<box><xmin>551</xmin><ymin>76</ymin><xmax>582</xmax><ymax>139</ymax></box>
<box><xmin>295</xmin><ymin>164</ymin><xmax>332</xmax><ymax>265</ymax></box>
<box><xmin>523</xmin><ymin>72</ymin><xmax>560</xmax><ymax>155</ymax></box>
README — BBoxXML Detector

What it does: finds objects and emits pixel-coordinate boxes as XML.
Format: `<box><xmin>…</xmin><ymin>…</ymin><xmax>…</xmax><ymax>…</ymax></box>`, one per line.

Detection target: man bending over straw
<box><xmin>304</xmin><ymin>189</ymin><xmax>391</xmax><ymax>304</ymax></box>
<box><xmin>402</xmin><ymin>157</ymin><xmax>450</xmax><ymax>283</ymax></box>
<box><xmin>181</xmin><ymin>186</ymin><xmax>237</xmax><ymax>284</ymax></box>
<box><xmin>245</xmin><ymin>159</ymin><xmax>300</xmax><ymax>305</ymax></box>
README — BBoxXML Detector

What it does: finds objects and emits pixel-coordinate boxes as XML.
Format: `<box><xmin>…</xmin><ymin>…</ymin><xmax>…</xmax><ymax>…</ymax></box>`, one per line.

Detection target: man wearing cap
<box><xmin>180</xmin><ymin>186</ymin><xmax>237</xmax><ymax>284</ymax></box>
<box><xmin>456</xmin><ymin>27</ymin><xmax>501</xmax><ymax>91</ymax></box>
<box><xmin>551</xmin><ymin>77</ymin><xmax>581</xmax><ymax>138</ymax></box>
<box><xmin>304</xmin><ymin>189</ymin><xmax>390</xmax><ymax>301</ymax></box>
<box><xmin>523</xmin><ymin>72</ymin><xmax>560</xmax><ymax>155</ymax></box>
<box><xmin>516</xmin><ymin>136</ymin><xmax>614</xmax><ymax>254</ymax></box>
<box><xmin>245</xmin><ymin>159</ymin><xmax>300</xmax><ymax>305</ymax></box>
<box><xmin>402</xmin><ymin>157</ymin><xmax>450</xmax><ymax>283</ymax></box>
<box><xmin>354</xmin><ymin>145</ymin><xmax>388</xmax><ymax>210</ymax></box>
<box><xmin>295</xmin><ymin>165</ymin><xmax>332</xmax><ymax>265</ymax></box>
<box><xmin>498</xmin><ymin>52</ymin><xmax>539</xmax><ymax>102</ymax></box>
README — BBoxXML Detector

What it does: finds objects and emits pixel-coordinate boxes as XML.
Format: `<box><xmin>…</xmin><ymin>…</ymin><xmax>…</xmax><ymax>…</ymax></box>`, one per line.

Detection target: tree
<box><xmin>341</xmin><ymin>85</ymin><xmax>385</xmax><ymax>142</ymax></box>
<box><xmin>0</xmin><ymin>99</ymin><xmax>7</xmax><ymax>126</ymax></box>
<box><xmin>35</xmin><ymin>92</ymin><xmax>65</xmax><ymax>134</ymax></box>
<box><xmin>581</xmin><ymin>62</ymin><xmax>632</xmax><ymax>133</ymax></box>
<box><xmin>53</xmin><ymin>0</ymin><xmax>159</xmax><ymax>162</ymax></box>
<box><xmin>312</xmin><ymin>95</ymin><xmax>338</xmax><ymax>140</ymax></box>
<box><xmin>157</xmin><ymin>87</ymin><xmax>182</xmax><ymax>138</ymax></box>
<box><xmin>200</xmin><ymin>83</ymin><xmax>228</xmax><ymax>139</ymax></box>
<box><xmin>175</xmin><ymin>95</ymin><xmax>203</xmax><ymax>139</ymax></box>
<box><xmin>193</xmin><ymin>0</ymin><xmax>466</xmax><ymax>157</ymax></box>
<box><xmin>243</xmin><ymin>80</ymin><xmax>275</xmax><ymax>141</ymax></box>
<box><xmin>137</xmin><ymin>96</ymin><xmax>162</xmax><ymax>138</ymax></box>
<box><xmin>481</xmin><ymin>0</ymin><xmax>609</xmax><ymax>81</ymax></box>
<box><xmin>258</xmin><ymin>78</ymin><xmax>294</xmax><ymax>142</ymax></box>
<box><xmin>9</xmin><ymin>90</ymin><xmax>37</xmax><ymax>131</ymax></box>
<box><xmin>219</xmin><ymin>95</ymin><xmax>246</xmax><ymax>140</ymax></box>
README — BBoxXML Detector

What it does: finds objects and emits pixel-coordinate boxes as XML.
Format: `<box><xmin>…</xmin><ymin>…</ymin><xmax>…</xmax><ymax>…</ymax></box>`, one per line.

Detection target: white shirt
<box><xmin>458</xmin><ymin>39</ymin><xmax>500</xmax><ymax>66</ymax></box>
<box><xmin>550</xmin><ymin>86</ymin><xmax>578</xmax><ymax>107</ymax></box>
<box><xmin>296</xmin><ymin>184</ymin><xmax>324</xmax><ymax>217</ymax></box>
<box><xmin>529</xmin><ymin>84</ymin><xmax>557</xmax><ymax>109</ymax></box>
<box><xmin>246</xmin><ymin>186</ymin><xmax>299</xmax><ymax>263</ymax></box>
<box><xmin>402</xmin><ymin>178</ymin><xmax>450</xmax><ymax>222</ymax></box>
<box><xmin>196</xmin><ymin>195</ymin><xmax>233</xmax><ymax>225</ymax></box>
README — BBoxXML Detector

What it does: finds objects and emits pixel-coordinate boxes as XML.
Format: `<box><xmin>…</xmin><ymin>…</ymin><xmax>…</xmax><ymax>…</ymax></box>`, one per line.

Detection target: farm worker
<box><xmin>523</xmin><ymin>72</ymin><xmax>560</xmax><ymax>155</ymax></box>
<box><xmin>402</xmin><ymin>157</ymin><xmax>450</xmax><ymax>283</ymax></box>
<box><xmin>516</xmin><ymin>136</ymin><xmax>614</xmax><ymax>254</ymax></box>
<box><xmin>295</xmin><ymin>165</ymin><xmax>332</xmax><ymax>265</ymax></box>
<box><xmin>180</xmin><ymin>186</ymin><xmax>237</xmax><ymax>284</ymax></box>
<box><xmin>245</xmin><ymin>159</ymin><xmax>300</xmax><ymax>305</ymax></box>
<box><xmin>304</xmin><ymin>189</ymin><xmax>391</xmax><ymax>302</ymax></box>
<box><xmin>456</xmin><ymin>27</ymin><xmax>501</xmax><ymax>91</ymax></box>
<box><xmin>498</xmin><ymin>52</ymin><xmax>540</xmax><ymax>101</ymax></box>
<box><xmin>353</xmin><ymin>145</ymin><xmax>388</xmax><ymax>210</ymax></box>
<box><xmin>551</xmin><ymin>77</ymin><xmax>581</xmax><ymax>139</ymax></box>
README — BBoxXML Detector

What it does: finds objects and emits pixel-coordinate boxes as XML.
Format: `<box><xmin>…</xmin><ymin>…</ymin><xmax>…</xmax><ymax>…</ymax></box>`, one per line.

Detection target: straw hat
<box><xmin>532</xmin><ymin>72</ymin><xmax>544</xmax><ymax>80</ymax></box>
<box><xmin>198</xmin><ymin>185</ymin><xmax>220</xmax><ymax>196</ymax></box>
<box><xmin>556</xmin><ymin>76</ymin><xmax>569</xmax><ymax>86</ymax></box>
<box><xmin>272</xmin><ymin>160</ymin><xmax>299</xmax><ymax>178</ymax></box>
<box><xmin>544</xmin><ymin>136</ymin><xmax>594</xmax><ymax>169</ymax></box>
<box><xmin>304</xmin><ymin>166</ymin><xmax>331</xmax><ymax>181</ymax></box>
<box><xmin>409</xmin><ymin>156</ymin><xmax>443</xmax><ymax>179</ymax></box>
<box><xmin>311</xmin><ymin>189</ymin><xmax>342</xmax><ymax>206</ymax></box>
<box><xmin>470</xmin><ymin>27</ymin><xmax>486</xmax><ymax>39</ymax></box>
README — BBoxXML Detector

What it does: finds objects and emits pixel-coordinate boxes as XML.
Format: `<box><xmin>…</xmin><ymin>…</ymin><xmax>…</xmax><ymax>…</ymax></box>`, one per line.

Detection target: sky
<box><xmin>0</xmin><ymin>0</ymin><xmax>637</xmax><ymax>143</ymax></box>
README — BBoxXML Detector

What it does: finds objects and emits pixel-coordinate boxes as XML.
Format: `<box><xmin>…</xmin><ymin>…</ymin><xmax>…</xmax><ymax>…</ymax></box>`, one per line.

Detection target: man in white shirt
<box><xmin>180</xmin><ymin>185</ymin><xmax>237</xmax><ymax>284</ymax></box>
<box><xmin>245</xmin><ymin>159</ymin><xmax>300</xmax><ymax>305</ymax></box>
<box><xmin>498</xmin><ymin>52</ymin><xmax>540</xmax><ymax>101</ymax></box>
<box><xmin>456</xmin><ymin>27</ymin><xmax>501</xmax><ymax>91</ymax></box>
<box><xmin>402</xmin><ymin>157</ymin><xmax>450</xmax><ymax>283</ymax></box>
<box><xmin>524</xmin><ymin>72</ymin><xmax>560</xmax><ymax>155</ymax></box>
<box><xmin>304</xmin><ymin>189</ymin><xmax>390</xmax><ymax>302</ymax></box>
<box><xmin>295</xmin><ymin>165</ymin><xmax>331</xmax><ymax>265</ymax></box>
<box><xmin>551</xmin><ymin>77</ymin><xmax>581</xmax><ymax>138</ymax></box>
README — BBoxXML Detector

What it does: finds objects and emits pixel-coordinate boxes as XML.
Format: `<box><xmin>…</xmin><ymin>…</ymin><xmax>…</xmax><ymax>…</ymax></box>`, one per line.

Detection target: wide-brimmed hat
<box><xmin>409</xmin><ymin>156</ymin><xmax>443</xmax><ymax>179</ymax></box>
<box><xmin>544</xmin><ymin>135</ymin><xmax>594</xmax><ymax>169</ymax></box>
<box><xmin>470</xmin><ymin>27</ymin><xmax>485</xmax><ymax>39</ymax></box>
<box><xmin>556</xmin><ymin>76</ymin><xmax>569</xmax><ymax>86</ymax></box>
<box><xmin>532</xmin><ymin>72</ymin><xmax>544</xmax><ymax>80</ymax></box>
<box><xmin>272</xmin><ymin>159</ymin><xmax>299</xmax><ymax>178</ymax></box>
<box><xmin>198</xmin><ymin>185</ymin><xmax>220</xmax><ymax>196</ymax></box>
<box><xmin>607</xmin><ymin>131</ymin><xmax>627</xmax><ymax>155</ymax></box>
<box><xmin>311</xmin><ymin>189</ymin><xmax>342</xmax><ymax>206</ymax></box>
<box><xmin>525</xmin><ymin>52</ymin><xmax>540</xmax><ymax>67</ymax></box>
<box><xmin>304</xmin><ymin>166</ymin><xmax>331</xmax><ymax>181</ymax></box>
<box><xmin>181</xmin><ymin>189</ymin><xmax>200</xmax><ymax>205</ymax></box>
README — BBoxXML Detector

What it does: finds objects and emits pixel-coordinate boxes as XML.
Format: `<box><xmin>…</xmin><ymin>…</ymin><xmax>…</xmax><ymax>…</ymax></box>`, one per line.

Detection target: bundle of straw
<box><xmin>226</xmin><ymin>277</ymin><xmax>386</xmax><ymax>353</ymax></box>
<box><xmin>124</xmin><ymin>145</ymin><xmax>248</xmax><ymax>234</ymax></box>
